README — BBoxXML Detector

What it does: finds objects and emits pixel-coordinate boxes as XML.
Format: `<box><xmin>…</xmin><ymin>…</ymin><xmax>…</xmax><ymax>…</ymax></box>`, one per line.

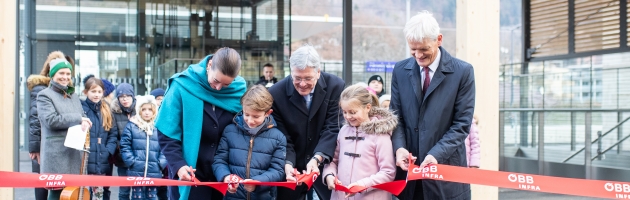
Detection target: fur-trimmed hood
<box><xmin>111</xmin><ymin>97</ymin><xmax>136</xmax><ymax>114</ymax></box>
<box><xmin>356</xmin><ymin>107</ymin><xmax>398</xmax><ymax>135</ymax></box>
<box><xmin>27</xmin><ymin>75</ymin><xmax>50</xmax><ymax>91</ymax></box>
<box><xmin>111</xmin><ymin>98</ymin><xmax>123</xmax><ymax>113</ymax></box>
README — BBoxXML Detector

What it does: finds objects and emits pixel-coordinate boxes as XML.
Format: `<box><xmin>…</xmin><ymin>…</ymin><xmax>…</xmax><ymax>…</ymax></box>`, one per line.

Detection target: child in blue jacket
<box><xmin>213</xmin><ymin>85</ymin><xmax>287</xmax><ymax>200</ymax></box>
<box><xmin>120</xmin><ymin>95</ymin><xmax>167</xmax><ymax>199</ymax></box>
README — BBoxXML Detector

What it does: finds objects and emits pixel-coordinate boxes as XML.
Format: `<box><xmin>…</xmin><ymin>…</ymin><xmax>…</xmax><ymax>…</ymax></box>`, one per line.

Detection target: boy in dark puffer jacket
<box><xmin>213</xmin><ymin>85</ymin><xmax>287</xmax><ymax>200</ymax></box>
<box><xmin>120</xmin><ymin>95</ymin><xmax>167</xmax><ymax>199</ymax></box>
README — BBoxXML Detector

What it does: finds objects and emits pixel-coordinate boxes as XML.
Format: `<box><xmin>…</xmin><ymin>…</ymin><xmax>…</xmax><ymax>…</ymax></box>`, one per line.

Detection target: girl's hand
<box><xmin>325</xmin><ymin>175</ymin><xmax>340</xmax><ymax>190</ymax></box>
<box><xmin>243</xmin><ymin>179</ymin><xmax>256</xmax><ymax>192</ymax></box>
<box><xmin>81</xmin><ymin>118</ymin><xmax>92</xmax><ymax>132</ymax></box>
<box><xmin>344</xmin><ymin>182</ymin><xmax>364</xmax><ymax>198</ymax></box>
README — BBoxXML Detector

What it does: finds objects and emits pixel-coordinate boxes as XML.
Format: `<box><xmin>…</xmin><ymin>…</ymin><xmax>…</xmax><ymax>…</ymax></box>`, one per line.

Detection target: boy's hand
<box><xmin>223</xmin><ymin>175</ymin><xmax>239</xmax><ymax>193</ymax></box>
<box><xmin>243</xmin><ymin>179</ymin><xmax>256</xmax><ymax>192</ymax></box>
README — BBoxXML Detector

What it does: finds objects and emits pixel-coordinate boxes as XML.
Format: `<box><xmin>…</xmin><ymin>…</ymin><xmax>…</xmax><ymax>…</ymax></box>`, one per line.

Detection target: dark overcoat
<box><xmin>391</xmin><ymin>47</ymin><xmax>475</xmax><ymax>200</ymax></box>
<box><xmin>268</xmin><ymin>71</ymin><xmax>344</xmax><ymax>200</ymax></box>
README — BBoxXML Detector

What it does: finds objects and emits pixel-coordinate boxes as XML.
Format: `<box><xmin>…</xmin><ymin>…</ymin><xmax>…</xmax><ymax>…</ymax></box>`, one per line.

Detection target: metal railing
<box><xmin>500</xmin><ymin>108</ymin><xmax>630</xmax><ymax>175</ymax></box>
<box><xmin>563</xmin><ymin>115</ymin><xmax>630</xmax><ymax>162</ymax></box>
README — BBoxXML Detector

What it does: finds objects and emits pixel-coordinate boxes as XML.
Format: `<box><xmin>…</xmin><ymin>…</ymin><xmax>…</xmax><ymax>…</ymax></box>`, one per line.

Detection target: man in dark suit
<box><xmin>268</xmin><ymin>45</ymin><xmax>344</xmax><ymax>200</ymax></box>
<box><xmin>391</xmin><ymin>10</ymin><xmax>475</xmax><ymax>200</ymax></box>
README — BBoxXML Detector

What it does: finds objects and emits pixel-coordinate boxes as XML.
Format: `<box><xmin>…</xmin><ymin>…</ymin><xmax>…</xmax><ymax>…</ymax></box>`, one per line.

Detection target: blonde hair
<box><xmin>340</xmin><ymin>84</ymin><xmax>380</xmax><ymax>109</ymax></box>
<box><xmin>135</xmin><ymin>95</ymin><xmax>158</xmax><ymax>122</ymax></box>
<box><xmin>139</xmin><ymin>103</ymin><xmax>158</xmax><ymax>121</ymax></box>
<box><xmin>241</xmin><ymin>85</ymin><xmax>273</xmax><ymax>112</ymax></box>
<box><xmin>83</xmin><ymin>77</ymin><xmax>113</xmax><ymax>131</ymax></box>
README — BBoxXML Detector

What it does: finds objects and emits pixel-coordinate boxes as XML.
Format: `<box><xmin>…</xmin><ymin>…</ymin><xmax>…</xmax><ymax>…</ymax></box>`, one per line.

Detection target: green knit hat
<box><xmin>48</xmin><ymin>58</ymin><xmax>73</xmax><ymax>77</ymax></box>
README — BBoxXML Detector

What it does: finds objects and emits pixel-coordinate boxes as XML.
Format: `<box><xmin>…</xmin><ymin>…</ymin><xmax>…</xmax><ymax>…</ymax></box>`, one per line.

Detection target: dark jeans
<box><xmin>131</xmin><ymin>186</ymin><xmax>158</xmax><ymax>199</ymax></box>
<box><xmin>32</xmin><ymin>159</ymin><xmax>48</xmax><ymax>200</ymax></box>
<box><xmin>157</xmin><ymin>186</ymin><xmax>168</xmax><ymax>200</ymax></box>
<box><xmin>118</xmin><ymin>167</ymin><xmax>131</xmax><ymax>200</ymax></box>
<box><xmin>157</xmin><ymin>168</ymin><xmax>168</xmax><ymax>200</ymax></box>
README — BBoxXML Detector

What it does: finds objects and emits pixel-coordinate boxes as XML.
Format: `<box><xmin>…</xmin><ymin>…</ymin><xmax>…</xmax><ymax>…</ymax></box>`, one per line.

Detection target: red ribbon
<box><xmin>224</xmin><ymin>174</ymin><xmax>297</xmax><ymax>190</ymax></box>
<box><xmin>5</xmin><ymin>162</ymin><xmax>630</xmax><ymax>199</ymax></box>
<box><xmin>295</xmin><ymin>171</ymin><xmax>319</xmax><ymax>189</ymax></box>
<box><xmin>406</xmin><ymin>162</ymin><xmax>630</xmax><ymax>199</ymax></box>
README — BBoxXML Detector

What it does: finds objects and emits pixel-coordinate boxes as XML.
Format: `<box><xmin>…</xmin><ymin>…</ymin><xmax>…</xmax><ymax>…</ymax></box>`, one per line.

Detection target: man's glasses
<box><xmin>292</xmin><ymin>76</ymin><xmax>315</xmax><ymax>83</ymax></box>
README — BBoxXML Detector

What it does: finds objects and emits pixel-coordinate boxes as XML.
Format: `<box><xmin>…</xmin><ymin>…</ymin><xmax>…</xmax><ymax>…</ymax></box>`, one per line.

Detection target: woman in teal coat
<box><xmin>156</xmin><ymin>47</ymin><xmax>247</xmax><ymax>200</ymax></box>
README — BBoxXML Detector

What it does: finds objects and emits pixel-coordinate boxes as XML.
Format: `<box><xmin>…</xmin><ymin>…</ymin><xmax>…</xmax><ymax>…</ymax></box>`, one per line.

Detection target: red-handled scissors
<box><xmin>186</xmin><ymin>166</ymin><xmax>200</xmax><ymax>186</ymax></box>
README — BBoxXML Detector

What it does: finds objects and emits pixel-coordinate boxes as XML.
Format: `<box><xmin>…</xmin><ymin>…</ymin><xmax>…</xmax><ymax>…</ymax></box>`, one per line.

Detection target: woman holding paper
<box><xmin>27</xmin><ymin>51</ymin><xmax>73</xmax><ymax>200</ymax></box>
<box><xmin>37</xmin><ymin>57</ymin><xmax>92</xmax><ymax>200</ymax></box>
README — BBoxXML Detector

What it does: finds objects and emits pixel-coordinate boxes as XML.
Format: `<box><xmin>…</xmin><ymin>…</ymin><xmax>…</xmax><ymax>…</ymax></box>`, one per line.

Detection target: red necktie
<box><xmin>422</xmin><ymin>66</ymin><xmax>430</xmax><ymax>96</ymax></box>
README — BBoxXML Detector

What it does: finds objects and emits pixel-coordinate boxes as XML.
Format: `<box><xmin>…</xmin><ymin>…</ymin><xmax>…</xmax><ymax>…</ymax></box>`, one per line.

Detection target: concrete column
<box><xmin>0</xmin><ymin>0</ymin><xmax>17</xmax><ymax>198</ymax></box>
<box><xmin>456</xmin><ymin>0</ymin><xmax>499</xmax><ymax>199</ymax></box>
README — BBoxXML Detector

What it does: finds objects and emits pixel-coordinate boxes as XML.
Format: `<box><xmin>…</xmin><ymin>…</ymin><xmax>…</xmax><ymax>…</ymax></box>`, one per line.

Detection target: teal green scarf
<box><xmin>155</xmin><ymin>55</ymin><xmax>246</xmax><ymax>199</ymax></box>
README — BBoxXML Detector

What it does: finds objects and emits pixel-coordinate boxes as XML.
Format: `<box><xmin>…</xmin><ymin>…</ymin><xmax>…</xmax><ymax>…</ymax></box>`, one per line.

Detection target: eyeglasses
<box><xmin>292</xmin><ymin>76</ymin><xmax>315</xmax><ymax>83</ymax></box>
<box><xmin>118</xmin><ymin>95</ymin><xmax>133</xmax><ymax>100</ymax></box>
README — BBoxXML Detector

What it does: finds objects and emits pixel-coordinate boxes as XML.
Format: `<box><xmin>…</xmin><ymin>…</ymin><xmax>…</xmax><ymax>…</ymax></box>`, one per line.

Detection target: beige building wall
<box><xmin>456</xmin><ymin>0</ymin><xmax>500</xmax><ymax>199</ymax></box>
<box><xmin>0</xmin><ymin>0</ymin><xmax>17</xmax><ymax>198</ymax></box>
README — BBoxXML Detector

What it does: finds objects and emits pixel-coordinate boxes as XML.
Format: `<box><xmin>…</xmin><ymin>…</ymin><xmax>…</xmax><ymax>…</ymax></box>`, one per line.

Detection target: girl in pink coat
<box><xmin>323</xmin><ymin>84</ymin><xmax>398</xmax><ymax>200</ymax></box>
<box><xmin>465</xmin><ymin>116</ymin><xmax>480</xmax><ymax>168</ymax></box>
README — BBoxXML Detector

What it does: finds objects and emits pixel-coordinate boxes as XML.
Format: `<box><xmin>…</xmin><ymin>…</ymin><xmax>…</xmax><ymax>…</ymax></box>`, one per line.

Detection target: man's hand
<box><xmin>243</xmin><ymin>179</ymin><xmax>256</xmax><ymax>192</ymax></box>
<box><xmin>325</xmin><ymin>175</ymin><xmax>340</xmax><ymax>190</ymax></box>
<box><xmin>305</xmin><ymin>155</ymin><xmax>322</xmax><ymax>174</ymax></box>
<box><xmin>29</xmin><ymin>152</ymin><xmax>40</xmax><ymax>164</ymax></box>
<box><xmin>177</xmin><ymin>166</ymin><xmax>195</xmax><ymax>181</ymax></box>
<box><xmin>223</xmin><ymin>176</ymin><xmax>239</xmax><ymax>194</ymax></box>
<box><xmin>285</xmin><ymin>164</ymin><xmax>297</xmax><ymax>182</ymax></box>
<box><xmin>419</xmin><ymin>154</ymin><xmax>438</xmax><ymax>169</ymax></box>
<box><xmin>395</xmin><ymin>148</ymin><xmax>416</xmax><ymax>171</ymax></box>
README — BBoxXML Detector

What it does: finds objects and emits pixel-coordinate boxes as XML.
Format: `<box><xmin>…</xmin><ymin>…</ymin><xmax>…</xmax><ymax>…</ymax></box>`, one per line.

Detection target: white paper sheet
<box><xmin>64</xmin><ymin>125</ymin><xmax>87</xmax><ymax>150</ymax></box>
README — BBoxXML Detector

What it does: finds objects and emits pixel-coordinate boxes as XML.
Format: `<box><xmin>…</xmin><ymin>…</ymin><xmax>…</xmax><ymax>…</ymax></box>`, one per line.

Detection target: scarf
<box><xmin>49</xmin><ymin>80</ymin><xmax>75</xmax><ymax>96</ymax></box>
<box><xmin>242</xmin><ymin>116</ymin><xmax>270</xmax><ymax>136</ymax></box>
<box><xmin>154</xmin><ymin>55</ymin><xmax>246</xmax><ymax>200</ymax></box>
<box><xmin>118</xmin><ymin>99</ymin><xmax>136</xmax><ymax>116</ymax></box>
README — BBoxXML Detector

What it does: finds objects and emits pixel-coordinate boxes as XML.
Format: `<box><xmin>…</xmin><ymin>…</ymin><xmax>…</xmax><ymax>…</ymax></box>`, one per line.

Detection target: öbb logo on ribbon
<box><xmin>604</xmin><ymin>183</ymin><xmax>630</xmax><ymax>199</ymax></box>
<box><xmin>39</xmin><ymin>174</ymin><xmax>65</xmax><ymax>187</ymax></box>
<box><xmin>412</xmin><ymin>165</ymin><xmax>443</xmax><ymax>180</ymax></box>
<box><xmin>508</xmin><ymin>174</ymin><xmax>539</xmax><ymax>191</ymax></box>
<box><xmin>126</xmin><ymin>177</ymin><xmax>155</xmax><ymax>185</ymax></box>
<box><xmin>39</xmin><ymin>175</ymin><xmax>63</xmax><ymax>180</ymax></box>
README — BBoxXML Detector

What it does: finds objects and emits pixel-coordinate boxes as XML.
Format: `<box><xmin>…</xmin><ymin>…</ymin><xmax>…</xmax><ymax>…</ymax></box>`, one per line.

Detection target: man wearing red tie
<box><xmin>390</xmin><ymin>10</ymin><xmax>476</xmax><ymax>200</ymax></box>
